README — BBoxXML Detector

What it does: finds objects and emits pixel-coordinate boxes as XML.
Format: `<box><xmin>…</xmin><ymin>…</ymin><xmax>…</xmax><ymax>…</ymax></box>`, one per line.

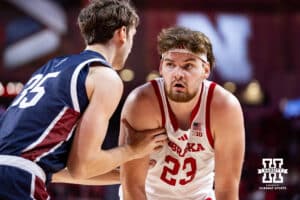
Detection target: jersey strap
<box><xmin>205</xmin><ymin>82</ymin><xmax>216</xmax><ymax>148</ymax></box>
<box><xmin>70</xmin><ymin>58</ymin><xmax>106</xmax><ymax>112</ymax></box>
<box><xmin>150</xmin><ymin>80</ymin><xmax>166</xmax><ymax>126</ymax></box>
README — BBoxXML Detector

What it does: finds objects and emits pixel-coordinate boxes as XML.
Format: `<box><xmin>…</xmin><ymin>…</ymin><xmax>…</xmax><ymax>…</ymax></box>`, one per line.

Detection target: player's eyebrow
<box><xmin>163</xmin><ymin>58</ymin><xmax>175</xmax><ymax>62</ymax></box>
<box><xmin>183</xmin><ymin>58</ymin><xmax>197</xmax><ymax>62</ymax></box>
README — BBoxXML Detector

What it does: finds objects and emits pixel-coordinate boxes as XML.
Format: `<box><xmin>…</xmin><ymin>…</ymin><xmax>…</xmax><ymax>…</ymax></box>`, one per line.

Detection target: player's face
<box><xmin>113</xmin><ymin>26</ymin><xmax>136</xmax><ymax>70</ymax></box>
<box><xmin>160</xmin><ymin>52</ymin><xmax>210</xmax><ymax>102</ymax></box>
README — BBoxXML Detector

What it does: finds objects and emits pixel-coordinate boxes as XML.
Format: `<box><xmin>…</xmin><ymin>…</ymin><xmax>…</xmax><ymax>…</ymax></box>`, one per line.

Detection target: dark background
<box><xmin>0</xmin><ymin>0</ymin><xmax>299</xmax><ymax>199</ymax></box>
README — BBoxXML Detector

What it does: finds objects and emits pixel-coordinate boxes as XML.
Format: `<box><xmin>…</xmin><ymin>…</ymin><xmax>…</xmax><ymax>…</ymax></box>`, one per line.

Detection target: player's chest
<box><xmin>165</xmin><ymin>126</ymin><xmax>208</xmax><ymax>158</ymax></box>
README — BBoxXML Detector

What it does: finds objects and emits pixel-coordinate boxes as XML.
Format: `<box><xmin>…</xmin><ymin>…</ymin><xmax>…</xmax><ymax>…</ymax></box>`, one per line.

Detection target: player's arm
<box><xmin>67</xmin><ymin>67</ymin><xmax>165</xmax><ymax>179</ymax></box>
<box><xmin>52</xmin><ymin>168</ymin><xmax>120</xmax><ymax>185</ymax></box>
<box><xmin>212</xmin><ymin>86</ymin><xmax>245</xmax><ymax>200</ymax></box>
<box><xmin>120</xmin><ymin>84</ymin><xmax>163</xmax><ymax>200</ymax></box>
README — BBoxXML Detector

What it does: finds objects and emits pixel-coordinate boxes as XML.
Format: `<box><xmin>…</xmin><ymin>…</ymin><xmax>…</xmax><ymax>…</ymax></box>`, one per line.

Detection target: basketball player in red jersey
<box><xmin>119</xmin><ymin>26</ymin><xmax>245</xmax><ymax>200</ymax></box>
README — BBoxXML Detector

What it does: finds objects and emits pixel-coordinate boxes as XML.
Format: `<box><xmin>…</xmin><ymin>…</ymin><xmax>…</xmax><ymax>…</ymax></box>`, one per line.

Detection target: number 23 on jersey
<box><xmin>160</xmin><ymin>155</ymin><xmax>197</xmax><ymax>186</ymax></box>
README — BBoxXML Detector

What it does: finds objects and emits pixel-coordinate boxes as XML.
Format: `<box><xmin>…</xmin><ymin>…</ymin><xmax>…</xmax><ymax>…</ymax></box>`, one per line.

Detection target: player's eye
<box><xmin>183</xmin><ymin>63</ymin><xmax>193</xmax><ymax>70</ymax></box>
<box><xmin>166</xmin><ymin>62</ymin><xmax>175</xmax><ymax>68</ymax></box>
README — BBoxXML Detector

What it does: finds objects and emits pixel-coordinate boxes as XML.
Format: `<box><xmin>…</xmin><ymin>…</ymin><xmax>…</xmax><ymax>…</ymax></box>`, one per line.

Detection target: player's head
<box><xmin>78</xmin><ymin>0</ymin><xmax>139</xmax><ymax>69</ymax></box>
<box><xmin>157</xmin><ymin>26</ymin><xmax>215</xmax><ymax>102</ymax></box>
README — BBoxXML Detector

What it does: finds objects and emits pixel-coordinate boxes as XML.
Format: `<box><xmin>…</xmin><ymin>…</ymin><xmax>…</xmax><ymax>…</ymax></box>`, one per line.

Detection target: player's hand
<box><xmin>122</xmin><ymin>118</ymin><xmax>168</xmax><ymax>159</ymax></box>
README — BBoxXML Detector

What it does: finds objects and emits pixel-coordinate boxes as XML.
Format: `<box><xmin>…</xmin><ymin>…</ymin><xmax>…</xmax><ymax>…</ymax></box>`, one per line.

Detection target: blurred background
<box><xmin>0</xmin><ymin>0</ymin><xmax>300</xmax><ymax>199</ymax></box>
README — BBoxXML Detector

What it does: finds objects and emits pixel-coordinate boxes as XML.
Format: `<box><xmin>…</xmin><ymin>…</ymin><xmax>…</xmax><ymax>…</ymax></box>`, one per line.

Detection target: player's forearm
<box><xmin>120</xmin><ymin>158</ymin><xmax>150</xmax><ymax>200</ymax></box>
<box><xmin>88</xmin><ymin>145</ymin><xmax>136</xmax><ymax>176</ymax></box>
<box><xmin>68</xmin><ymin>144</ymin><xmax>136</xmax><ymax>179</ymax></box>
<box><xmin>52</xmin><ymin>168</ymin><xmax>120</xmax><ymax>185</ymax></box>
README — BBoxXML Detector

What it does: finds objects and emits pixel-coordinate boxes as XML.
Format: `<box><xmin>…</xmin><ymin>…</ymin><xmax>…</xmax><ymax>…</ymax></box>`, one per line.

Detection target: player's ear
<box><xmin>159</xmin><ymin>58</ymin><xmax>163</xmax><ymax>75</ymax></box>
<box><xmin>203</xmin><ymin>63</ymin><xmax>210</xmax><ymax>78</ymax></box>
<box><xmin>113</xmin><ymin>26</ymin><xmax>127</xmax><ymax>44</ymax></box>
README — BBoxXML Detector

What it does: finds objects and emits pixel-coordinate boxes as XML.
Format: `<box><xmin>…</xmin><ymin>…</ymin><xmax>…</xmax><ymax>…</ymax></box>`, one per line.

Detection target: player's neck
<box><xmin>167</xmin><ymin>91</ymin><xmax>201</xmax><ymax>129</ymax></box>
<box><xmin>85</xmin><ymin>44</ymin><xmax>116</xmax><ymax>67</ymax></box>
<box><xmin>168</xmin><ymin>97</ymin><xmax>197</xmax><ymax>111</ymax></box>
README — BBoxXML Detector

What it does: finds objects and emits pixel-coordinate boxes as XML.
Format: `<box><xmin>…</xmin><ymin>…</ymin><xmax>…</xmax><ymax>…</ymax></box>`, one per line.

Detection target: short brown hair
<box><xmin>157</xmin><ymin>26</ymin><xmax>215</xmax><ymax>69</ymax></box>
<box><xmin>78</xmin><ymin>0</ymin><xmax>139</xmax><ymax>45</ymax></box>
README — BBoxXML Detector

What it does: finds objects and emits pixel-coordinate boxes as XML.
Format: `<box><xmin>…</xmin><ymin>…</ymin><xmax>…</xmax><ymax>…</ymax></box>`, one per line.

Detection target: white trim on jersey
<box><xmin>30</xmin><ymin>174</ymin><xmax>35</xmax><ymax>200</ymax></box>
<box><xmin>34</xmin><ymin>125</ymin><xmax>76</xmax><ymax>162</ymax></box>
<box><xmin>22</xmin><ymin>106</ymin><xmax>68</xmax><ymax>153</ymax></box>
<box><xmin>70</xmin><ymin>58</ymin><xmax>105</xmax><ymax>112</ymax></box>
<box><xmin>156</xmin><ymin>78</ymin><xmax>172</xmax><ymax>129</ymax></box>
<box><xmin>0</xmin><ymin>155</ymin><xmax>46</xmax><ymax>182</ymax></box>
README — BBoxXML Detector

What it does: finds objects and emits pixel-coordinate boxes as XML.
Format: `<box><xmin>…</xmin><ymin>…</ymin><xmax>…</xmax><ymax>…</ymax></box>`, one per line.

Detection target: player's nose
<box><xmin>173</xmin><ymin>66</ymin><xmax>184</xmax><ymax>79</ymax></box>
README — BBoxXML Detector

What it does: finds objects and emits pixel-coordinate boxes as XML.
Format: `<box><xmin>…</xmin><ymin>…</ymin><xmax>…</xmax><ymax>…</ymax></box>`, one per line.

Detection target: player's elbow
<box><xmin>67</xmin><ymin>156</ymin><xmax>90</xmax><ymax>179</ymax></box>
<box><xmin>67</xmin><ymin>164</ymin><xmax>88</xmax><ymax>179</ymax></box>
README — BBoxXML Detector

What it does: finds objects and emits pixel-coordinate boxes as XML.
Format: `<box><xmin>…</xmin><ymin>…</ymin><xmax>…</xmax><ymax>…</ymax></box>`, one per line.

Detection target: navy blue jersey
<box><xmin>0</xmin><ymin>50</ymin><xmax>111</xmax><ymax>180</ymax></box>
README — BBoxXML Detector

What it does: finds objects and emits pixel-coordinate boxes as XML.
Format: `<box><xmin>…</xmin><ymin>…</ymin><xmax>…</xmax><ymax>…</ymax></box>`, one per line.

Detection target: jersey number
<box><xmin>11</xmin><ymin>72</ymin><xmax>60</xmax><ymax>109</ymax></box>
<box><xmin>160</xmin><ymin>155</ymin><xmax>196</xmax><ymax>186</ymax></box>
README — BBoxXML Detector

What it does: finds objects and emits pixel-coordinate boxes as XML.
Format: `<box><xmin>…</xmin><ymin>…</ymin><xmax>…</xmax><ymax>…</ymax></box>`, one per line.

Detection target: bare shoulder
<box><xmin>126</xmin><ymin>82</ymin><xmax>157</xmax><ymax>108</ymax></box>
<box><xmin>123</xmin><ymin>81</ymin><xmax>161</xmax><ymax>129</ymax></box>
<box><xmin>211</xmin><ymin>84</ymin><xmax>242</xmax><ymax>115</ymax></box>
<box><xmin>85</xmin><ymin>67</ymin><xmax>123</xmax><ymax>99</ymax></box>
<box><xmin>210</xmin><ymin>84</ymin><xmax>244</xmax><ymax>131</ymax></box>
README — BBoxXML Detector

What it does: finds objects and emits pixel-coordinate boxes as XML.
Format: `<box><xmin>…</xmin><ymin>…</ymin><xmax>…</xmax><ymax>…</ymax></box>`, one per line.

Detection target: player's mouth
<box><xmin>173</xmin><ymin>82</ymin><xmax>186</xmax><ymax>92</ymax></box>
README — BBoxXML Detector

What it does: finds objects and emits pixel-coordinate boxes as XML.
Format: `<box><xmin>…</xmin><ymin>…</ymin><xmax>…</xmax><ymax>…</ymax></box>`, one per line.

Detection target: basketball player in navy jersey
<box><xmin>0</xmin><ymin>1</ymin><xmax>167</xmax><ymax>199</ymax></box>
<box><xmin>119</xmin><ymin>27</ymin><xmax>245</xmax><ymax>200</ymax></box>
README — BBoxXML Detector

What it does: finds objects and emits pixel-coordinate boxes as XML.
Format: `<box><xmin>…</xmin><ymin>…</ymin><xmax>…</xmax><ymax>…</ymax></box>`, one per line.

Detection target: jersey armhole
<box><xmin>205</xmin><ymin>82</ymin><xmax>217</xmax><ymax>149</ymax></box>
<box><xmin>150</xmin><ymin>80</ymin><xmax>166</xmax><ymax>127</ymax></box>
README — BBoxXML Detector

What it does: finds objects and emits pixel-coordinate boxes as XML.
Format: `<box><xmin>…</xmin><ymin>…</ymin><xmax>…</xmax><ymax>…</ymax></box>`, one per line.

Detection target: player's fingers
<box><xmin>153</xmin><ymin>145</ymin><xmax>164</xmax><ymax>153</ymax></box>
<box><xmin>153</xmin><ymin>134</ymin><xmax>168</xmax><ymax>141</ymax></box>
<box><xmin>143</xmin><ymin>127</ymin><xmax>166</xmax><ymax>136</ymax></box>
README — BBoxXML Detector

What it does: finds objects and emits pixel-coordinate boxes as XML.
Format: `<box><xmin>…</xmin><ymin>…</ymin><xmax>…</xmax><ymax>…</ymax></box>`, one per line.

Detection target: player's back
<box><xmin>0</xmin><ymin>50</ymin><xmax>110</xmax><ymax>178</ymax></box>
